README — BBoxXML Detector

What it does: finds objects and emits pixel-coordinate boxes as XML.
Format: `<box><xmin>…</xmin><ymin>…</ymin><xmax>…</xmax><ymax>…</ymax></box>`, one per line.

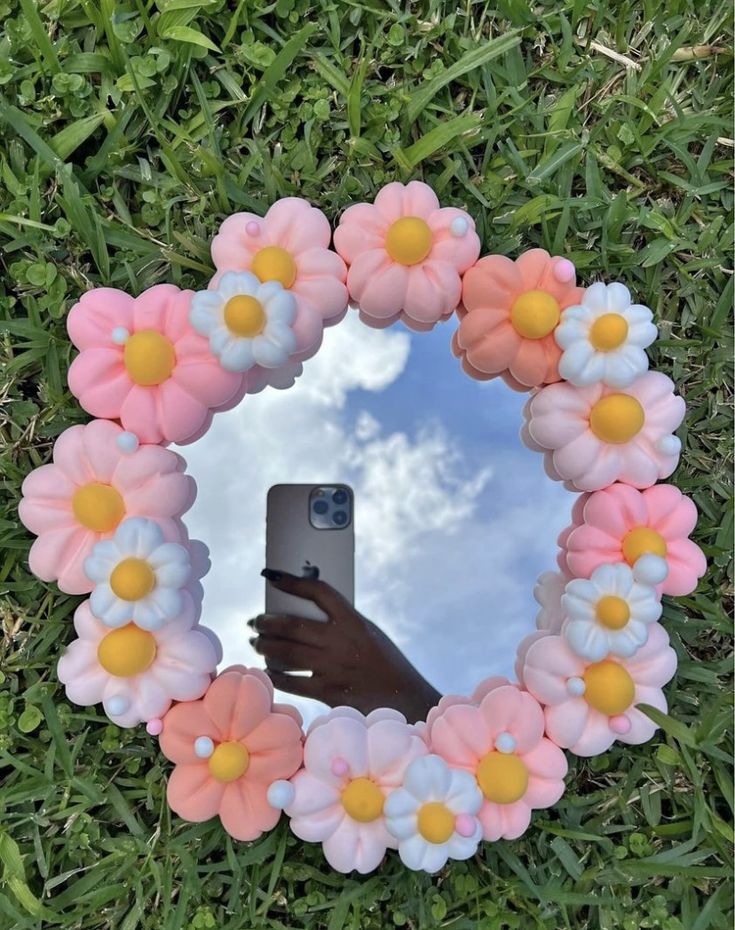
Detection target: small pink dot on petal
<box><xmin>331</xmin><ymin>757</ymin><xmax>349</xmax><ymax>777</ymax></box>
<box><xmin>455</xmin><ymin>814</ymin><xmax>476</xmax><ymax>838</ymax></box>
<box><xmin>246</xmin><ymin>221</ymin><xmax>260</xmax><ymax>236</ymax></box>
<box><xmin>146</xmin><ymin>718</ymin><xmax>163</xmax><ymax>736</ymax></box>
<box><xmin>610</xmin><ymin>714</ymin><xmax>631</xmax><ymax>735</ymax></box>
<box><xmin>553</xmin><ymin>258</ymin><xmax>575</xmax><ymax>283</ymax></box>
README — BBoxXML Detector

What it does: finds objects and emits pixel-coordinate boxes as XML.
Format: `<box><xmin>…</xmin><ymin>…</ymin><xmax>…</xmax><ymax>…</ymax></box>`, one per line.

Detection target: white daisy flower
<box><xmin>561</xmin><ymin>562</ymin><xmax>662</xmax><ymax>661</ymax></box>
<box><xmin>84</xmin><ymin>517</ymin><xmax>191</xmax><ymax>631</ymax></box>
<box><xmin>191</xmin><ymin>271</ymin><xmax>297</xmax><ymax>372</ymax></box>
<box><xmin>555</xmin><ymin>281</ymin><xmax>658</xmax><ymax>388</ymax></box>
<box><xmin>534</xmin><ymin>570</ymin><xmax>567</xmax><ymax>632</ymax></box>
<box><xmin>384</xmin><ymin>755</ymin><xmax>483</xmax><ymax>874</ymax></box>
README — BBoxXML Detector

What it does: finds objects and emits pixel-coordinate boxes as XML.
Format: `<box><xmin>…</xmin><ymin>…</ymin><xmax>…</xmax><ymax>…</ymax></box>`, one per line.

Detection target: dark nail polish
<box><xmin>246</xmin><ymin>617</ymin><xmax>256</xmax><ymax>628</ymax></box>
<box><xmin>249</xmin><ymin>637</ymin><xmax>257</xmax><ymax>647</ymax></box>
<box><xmin>261</xmin><ymin>568</ymin><xmax>283</xmax><ymax>581</ymax></box>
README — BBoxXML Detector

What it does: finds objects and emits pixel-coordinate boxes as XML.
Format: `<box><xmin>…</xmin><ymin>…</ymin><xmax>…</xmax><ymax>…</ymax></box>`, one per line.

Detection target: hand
<box><xmin>248</xmin><ymin>568</ymin><xmax>441</xmax><ymax>723</ymax></box>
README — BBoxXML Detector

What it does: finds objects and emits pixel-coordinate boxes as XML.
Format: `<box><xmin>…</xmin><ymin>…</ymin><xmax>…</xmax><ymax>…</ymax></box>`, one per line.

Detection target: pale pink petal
<box><xmin>552</xmin><ymin>431</ymin><xmax>604</xmax><ymax>479</ymax></box>
<box><xmin>402</xmin><ymin>260</ymin><xmax>461</xmax><ymax>323</ymax></box>
<box><xmin>304</xmin><ymin>716</ymin><xmax>369</xmax><ymax>786</ymax></box>
<box><xmin>156</xmin><ymin>379</ymin><xmax>212</xmax><ymax>445</ymax></box>
<box><xmin>323</xmin><ymin>816</ymin><xmax>392</xmax><ymax>874</ymax></box>
<box><xmin>287</xmin><ymin>771</ymin><xmax>341</xmax><ymax>822</ymax></box>
<box><xmin>57</xmin><ymin>640</ymin><xmax>108</xmax><ymax>705</ymax></box>
<box><xmin>68</xmin><ymin>349</ymin><xmax>131</xmax><ymax>419</ymax></box>
<box><xmin>51</xmin><ymin>424</ymin><xmax>96</xmax><ymax>485</ymax></box>
<box><xmin>334</xmin><ymin>204</ymin><xmax>386</xmax><ymax>263</ymax></box>
<box><xmin>479</xmin><ymin>799</ymin><xmax>532</xmax><ymax>841</ymax></box>
<box><xmin>522</xmin><ymin>636</ymin><xmax>584</xmax><ymax>704</ymax></box>
<box><xmin>29</xmin><ymin>525</ymin><xmax>95</xmax><ymax>594</ymax></box>
<box><xmin>131</xmin><ymin>283</ymin><xmax>180</xmax><ymax>332</ymax></box>
<box><xmin>263</xmin><ymin>197</ymin><xmax>332</xmax><ymax>254</ymax></box>
<box><xmin>373</xmin><ymin>181</ymin><xmax>416</xmax><ymax>223</ymax></box>
<box><xmin>119</xmin><ymin>385</ymin><xmax>163</xmax><ymax>444</ymax></box>
<box><xmin>568</xmin><ymin>710</ymin><xmax>617</xmax><ymax>756</ymax></box>
<box><xmin>429</xmin><ymin>704</ymin><xmax>491</xmax><ymax>768</ymax></box>
<box><xmin>67</xmin><ymin>288</ymin><xmax>135</xmax><ymax>350</ymax></box>
<box><xmin>664</xmin><ymin>539</ymin><xmax>707</xmax><ymax>596</ymax></box>
<box><xmin>366</xmin><ymin>719</ymin><xmax>427</xmax><ymax>785</ymax></box>
<box><xmin>544</xmin><ymin>699</ymin><xmax>591</xmax><ymax>750</ymax></box>
<box><xmin>352</xmin><ymin>255</ymin><xmax>410</xmax><ymax>318</ymax></box>
<box><xmin>521</xmin><ymin>739</ymin><xmax>568</xmax><ymax>807</ymax></box>
<box><xmin>623</xmin><ymin>687</ymin><xmax>667</xmax><ymax>744</ymax></box>
<box><xmin>626</xmin><ymin>624</ymin><xmax>677</xmax><ymax>688</ymax></box>
<box><xmin>211</xmin><ymin>213</ymin><xmax>262</xmax><ymax>271</ymax></box>
<box><xmin>645</xmin><ymin>485</ymin><xmax>698</xmax><ymax>537</ymax></box>
<box><xmin>427</xmin><ymin>208</ymin><xmax>481</xmax><ymax>271</ymax></box>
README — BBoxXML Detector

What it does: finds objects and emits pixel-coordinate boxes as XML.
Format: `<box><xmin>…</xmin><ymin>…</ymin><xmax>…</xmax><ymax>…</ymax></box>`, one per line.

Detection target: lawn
<box><xmin>0</xmin><ymin>1</ymin><xmax>733</xmax><ymax>928</ymax></box>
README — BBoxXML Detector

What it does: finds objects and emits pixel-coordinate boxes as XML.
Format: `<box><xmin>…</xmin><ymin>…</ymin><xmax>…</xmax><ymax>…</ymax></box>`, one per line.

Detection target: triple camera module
<box><xmin>309</xmin><ymin>485</ymin><xmax>353</xmax><ymax>530</ymax></box>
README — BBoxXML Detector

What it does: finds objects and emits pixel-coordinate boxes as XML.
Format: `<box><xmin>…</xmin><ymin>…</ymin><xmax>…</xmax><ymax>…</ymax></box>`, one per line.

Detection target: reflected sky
<box><xmin>180</xmin><ymin>312</ymin><xmax>573</xmax><ymax>725</ymax></box>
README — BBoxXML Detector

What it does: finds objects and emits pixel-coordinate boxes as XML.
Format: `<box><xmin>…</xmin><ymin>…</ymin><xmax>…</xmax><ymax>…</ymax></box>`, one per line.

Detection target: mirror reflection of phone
<box><xmin>265</xmin><ymin>484</ymin><xmax>355</xmax><ymax>621</ymax></box>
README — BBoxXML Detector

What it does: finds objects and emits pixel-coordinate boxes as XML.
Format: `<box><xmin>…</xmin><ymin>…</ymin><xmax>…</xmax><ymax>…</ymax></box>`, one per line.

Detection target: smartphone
<box><xmin>265</xmin><ymin>484</ymin><xmax>355</xmax><ymax>621</ymax></box>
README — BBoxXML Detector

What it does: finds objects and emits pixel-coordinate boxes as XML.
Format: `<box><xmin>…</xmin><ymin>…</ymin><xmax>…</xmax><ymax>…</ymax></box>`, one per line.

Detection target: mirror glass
<box><xmin>182</xmin><ymin>312</ymin><xmax>571</xmax><ymax>724</ymax></box>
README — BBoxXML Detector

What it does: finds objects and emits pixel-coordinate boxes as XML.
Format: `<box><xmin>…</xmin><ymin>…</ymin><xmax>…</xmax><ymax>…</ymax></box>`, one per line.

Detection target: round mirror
<box><xmin>182</xmin><ymin>312</ymin><xmax>571</xmax><ymax>725</ymax></box>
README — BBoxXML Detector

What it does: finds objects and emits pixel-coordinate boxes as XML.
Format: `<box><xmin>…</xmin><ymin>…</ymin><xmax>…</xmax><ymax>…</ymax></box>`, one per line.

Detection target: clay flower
<box><xmin>454</xmin><ymin>250</ymin><xmax>583</xmax><ymax>389</ymax></box>
<box><xmin>57</xmin><ymin>599</ymin><xmax>217</xmax><ymax>727</ymax></box>
<box><xmin>67</xmin><ymin>284</ymin><xmax>243</xmax><ymax>445</ymax></box>
<box><xmin>555</xmin><ymin>282</ymin><xmax>658</xmax><ymax>388</ymax></box>
<box><xmin>520</xmin><ymin>623</ymin><xmax>677</xmax><ymax>756</ymax></box>
<box><xmin>523</xmin><ymin>371</ymin><xmax>685</xmax><ymax>491</ymax></box>
<box><xmin>18</xmin><ymin>419</ymin><xmax>195</xmax><ymax>594</ymax></box>
<box><xmin>284</xmin><ymin>707</ymin><xmax>428</xmax><ymax>874</ymax></box>
<box><xmin>333</xmin><ymin>180</ymin><xmax>480</xmax><ymax>330</ymax></box>
<box><xmin>561</xmin><ymin>562</ymin><xmax>662</xmax><ymax>661</ymax></box>
<box><xmin>556</xmin><ymin>494</ymin><xmax>589</xmax><ymax>576</ymax></box>
<box><xmin>383</xmin><ymin>754</ymin><xmax>483</xmax><ymax>873</ymax></box>
<box><xmin>534</xmin><ymin>570</ymin><xmax>568</xmax><ymax>632</ymax></box>
<box><xmin>428</xmin><ymin>683</ymin><xmax>568</xmax><ymax>841</ymax></box>
<box><xmin>210</xmin><ymin>197</ymin><xmax>348</xmax><ymax>348</ymax></box>
<box><xmin>190</xmin><ymin>271</ymin><xmax>297</xmax><ymax>372</ymax></box>
<box><xmin>159</xmin><ymin>667</ymin><xmax>303</xmax><ymax>841</ymax></box>
<box><xmin>563</xmin><ymin>483</ymin><xmax>707</xmax><ymax>597</ymax></box>
<box><xmin>84</xmin><ymin>517</ymin><xmax>191</xmax><ymax>631</ymax></box>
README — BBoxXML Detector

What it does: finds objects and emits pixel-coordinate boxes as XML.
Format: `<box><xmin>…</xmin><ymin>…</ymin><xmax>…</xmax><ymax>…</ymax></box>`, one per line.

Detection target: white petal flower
<box><xmin>534</xmin><ymin>571</ymin><xmax>568</xmax><ymax>632</ymax></box>
<box><xmin>384</xmin><ymin>755</ymin><xmax>483</xmax><ymax>873</ymax></box>
<box><xmin>84</xmin><ymin>517</ymin><xmax>192</xmax><ymax>631</ymax></box>
<box><xmin>561</xmin><ymin>562</ymin><xmax>662</xmax><ymax>661</ymax></box>
<box><xmin>190</xmin><ymin>271</ymin><xmax>298</xmax><ymax>372</ymax></box>
<box><xmin>555</xmin><ymin>281</ymin><xmax>658</xmax><ymax>388</ymax></box>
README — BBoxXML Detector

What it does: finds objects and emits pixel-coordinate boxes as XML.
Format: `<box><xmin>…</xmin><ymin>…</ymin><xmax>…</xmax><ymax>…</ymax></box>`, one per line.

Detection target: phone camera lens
<box><xmin>313</xmin><ymin>499</ymin><xmax>329</xmax><ymax>515</ymax></box>
<box><xmin>332</xmin><ymin>489</ymin><xmax>348</xmax><ymax>505</ymax></box>
<box><xmin>332</xmin><ymin>509</ymin><xmax>348</xmax><ymax>526</ymax></box>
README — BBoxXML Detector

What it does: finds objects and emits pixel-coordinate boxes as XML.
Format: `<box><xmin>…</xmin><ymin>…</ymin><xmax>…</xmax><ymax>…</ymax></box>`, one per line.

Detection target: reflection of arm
<box><xmin>249</xmin><ymin>569</ymin><xmax>442</xmax><ymax>722</ymax></box>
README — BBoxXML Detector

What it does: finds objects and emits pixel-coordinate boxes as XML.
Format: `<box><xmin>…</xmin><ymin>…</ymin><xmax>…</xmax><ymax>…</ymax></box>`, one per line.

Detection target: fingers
<box><xmin>251</xmin><ymin>635</ymin><xmax>322</xmax><ymax>673</ymax></box>
<box><xmin>248</xmin><ymin>613</ymin><xmax>328</xmax><ymax>647</ymax></box>
<box><xmin>261</xmin><ymin>568</ymin><xmax>355</xmax><ymax>621</ymax></box>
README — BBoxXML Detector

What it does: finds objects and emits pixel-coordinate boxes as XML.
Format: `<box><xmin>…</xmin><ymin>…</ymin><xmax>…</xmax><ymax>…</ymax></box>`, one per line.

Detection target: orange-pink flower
<box><xmin>159</xmin><ymin>666</ymin><xmax>303</xmax><ymax>841</ymax></box>
<box><xmin>454</xmin><ymin>250</ymin><xmax>583</xmax><ymax>390</ymax></box>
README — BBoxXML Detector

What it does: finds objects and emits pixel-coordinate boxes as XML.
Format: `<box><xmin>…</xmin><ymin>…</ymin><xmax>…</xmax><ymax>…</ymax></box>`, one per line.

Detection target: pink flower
<box><xmin>563</xmin><ymin>483</ymin><xmax>706</xmax><ymax>597</ymax></box>
<box><xmin>18</xmin><ymin>419</ymin><xmax>194</xmax><ymax>594</ymax></box>
<box><xmin>57</xmin><ymin>599</ymin><xmax>217</xmax><ymax>727</ymax></box>
<box><xmin>522</xmin><ymin>372</ymin><xmax>685</xmax><ymax>491</ymax></box>
<box><xmin>334</xmin><ymin>181</ymin><xmax>480</xmax><ymax>330</ymax></box>
<box><xmin>423</xmin><ymin>677</ymin><xmax>512</xmax><ymax>743</ymax></box>
<box><xmin>159</xmin><ymin>667</ymin><xmax>303</xmax><ymax>841</ymax></box>
<box><xmin>429</xmin><ymin>683</ymin><xmax>568</xmax><ymax>841</ymax></box>
<box><xmin>520</xmin><ymin>624</ymin><xmax>677</xmax><ymax>756</ymax></box>
<box><xmin>67</xmin><ymin>284</ymin><xmax>243</xmax><ymax>444</ymax></box>
<box><xmin>453</xmin><ymin>250</ymin><xmax>583</xmax><ymax>389</ymax></box>
<box><xmin>556</xmin><ymin>494</ymin><xmax>589</xmax><ymax>575</ymax></box>
<box><xmin>285</xmin><ymin>707</ymin><xmax>428</xmax><ymax>873</ymax></box>
<box><xmin>210</xmin><ymin>197</ymin><xmax>348</xmax><ymax>353</ymax></box>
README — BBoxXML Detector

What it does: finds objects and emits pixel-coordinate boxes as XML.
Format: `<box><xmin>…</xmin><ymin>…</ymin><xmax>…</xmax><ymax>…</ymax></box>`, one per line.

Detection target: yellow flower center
<box><xmin>340</xmin><ymin>777</ymin><xmax>385</xmax><ymax>823</ymax></box>
<box><xmin>123</xmin><ymin>330</ymin><xmax>176</xmax><ymax>386</ymax></box>
<box><xmin>589</xmin><ymin>394</ymin><xmax>644</xmax><ymax>444</ymax></box>
<box><xmin>589</xmin><ymin>313</ymin><xmax>629</xmax><ymax>351</ymax></box>
<box><xmin>72</xmin><ymin>483</ymin><xmax>125</xmax><ymax>533</ymax></box>
<box><xmin>110</xmin><ymin>558</ymin><xmax>156</xmax><ymax>601</ymax></box>
<box><xmin>622</xmin><ymin>526</ymin><xmax>668</xmax><ymax>565</ymax></box>
<box><xmin>595</xmin><ymin>595</ymin><xmax>631</xmax><ymax>630</ymax></box>
<box><xmin>417</xmin><ymin>802</ymin><xmax>455</xmax><ymax>844</ymax></box>
<box><xmin>510</xmin><ymin>290</ymin><xmax>561</xmax><ymax>339</ymax></box>
<box><xmin>583</xmin><ymin>660</ymin><xmax>635</xmax><ymax>715</ymax></box>
<box><xmin>224</xmin><ymin>295</ymin><xmax>266</xmax><ymax>337</ymax></box>
<box><xmin>476</xmin><ymin>751</ymin><xmax>528</xmax><ymax>804</ymax></box>
<box><xmin>208</xmin><ymin>741</ymin><xmax>250</xmax><ymax>782</ymax></box>
<box><xmin>97</xmin><ymin>624</ymin><xmax>157</xmax><ymax>677</ymax></box>
<box><xmin>251</xmin><ymin>246</ymin><xmax>297</xmax><ymax>288</ymax></box>
<box><xmin>385</xmin><ymin>216</ymin><xmax>433</xmax><ymax>265</ymax></box>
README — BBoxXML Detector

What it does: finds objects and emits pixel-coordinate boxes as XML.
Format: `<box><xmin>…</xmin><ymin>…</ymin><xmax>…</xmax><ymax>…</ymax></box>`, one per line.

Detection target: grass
<box><xmin>0</xmin><ymin>0</ymin><xmax>733</xmax><ymax>927</ymax></box>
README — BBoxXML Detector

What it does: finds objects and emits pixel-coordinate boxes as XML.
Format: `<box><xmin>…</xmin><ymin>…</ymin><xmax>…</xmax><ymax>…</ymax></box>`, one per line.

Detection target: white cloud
<box><xmin>180</xmin><ymin>311</ymin><xmax>570</xmax><ymax>723</ymax></box>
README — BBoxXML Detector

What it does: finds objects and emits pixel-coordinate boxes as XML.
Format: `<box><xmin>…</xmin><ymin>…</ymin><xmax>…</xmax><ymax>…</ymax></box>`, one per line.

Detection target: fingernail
<box><xmin>249</xmin><ymin>637</ymin><xmax>257</xmax><ymax>647</ymax></box>
<box><xmin>246</xmin><ymin>617</ymin><xmax>256</xmax><ymax>628</ymax></box>
<box><xmin>261</xmin><ymin>568</ymin><xmax>283</xmax><ymax>581</ymax></box>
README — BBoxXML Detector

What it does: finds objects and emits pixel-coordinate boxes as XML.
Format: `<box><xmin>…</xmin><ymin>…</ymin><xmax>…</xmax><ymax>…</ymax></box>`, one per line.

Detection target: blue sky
<box><xmin>182</xmin><ymin>313</ymin><xmax>573</xmax><ymax>723</ymax></box>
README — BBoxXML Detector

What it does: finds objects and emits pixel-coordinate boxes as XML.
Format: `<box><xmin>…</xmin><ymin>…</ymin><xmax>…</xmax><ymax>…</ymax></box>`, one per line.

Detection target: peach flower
<box><xmin>556</xmin><ymin>493</ymin><xmax>589</xmax><ymax>575</ymax></box>
<box><xmin>18</xmin><ymin>419</ymin><xmax>194</xmax><ymax>594</ymax></box>
<box><xmin>454</xmin><ymin>250</ymin><xmax>583</xmax><ymax>389</ymax></box>
<box><xmin>159</xmin><ymin>667</ymin><xmax>303</xmax><ymax>841</ymax></box>
<box><xmin>522</xmin><ymin>372</ymin><xmax>685</xmax><ymax>491</ymax></box>
<box><xmin>210</xmin><ymin>197</ymin><xmax>348</xmax><ymax>386</ymax></box>
<box><xmin>428</xmin><ymin>682</ymin><xmax>567</xmax><ymax>840</ymax></box>
<box><xmin>563</xmin><ymin>483</ymin><xmax>706</xmax><ymax>597</ymax></box>
<box><xmin>67</xmin><ymin>284</ymin><xmax>243</xmax><ymax>445</ymax></box>
<box><xmin>57</xmin><ymin>599</ymin><xmax>217</xmax><ymax>727</ymax></box>
<box><xmin>333</xmin><ymin>181</ymin><xmax>480</xmax><ymax>330</ymax></box>
<box><xmin>519</xmin><ymin>624</ymin><xmax>677</xmax><ymax>756</ymax></box>
<box><xmin>285</xmin><ymin>707</ymin><xmax>428</xmax><ymax>873</ymax></box>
